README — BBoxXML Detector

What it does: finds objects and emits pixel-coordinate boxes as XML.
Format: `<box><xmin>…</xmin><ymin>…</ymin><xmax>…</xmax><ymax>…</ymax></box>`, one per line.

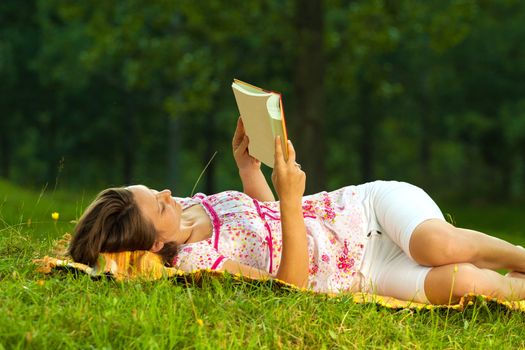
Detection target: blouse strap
<box><xmin>175</xmin><ymin>193</ymin><xmax>208</xmax><ymax>210</ymax></box>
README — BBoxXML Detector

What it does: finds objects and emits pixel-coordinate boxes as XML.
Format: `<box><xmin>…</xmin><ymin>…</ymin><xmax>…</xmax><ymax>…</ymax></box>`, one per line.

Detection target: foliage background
<box><xmin>1</xmin><ymin>0</ymin><xmax>525</xmax><ymax>203</ymax></box>
<box><xmin>2</xmin><ymin>2</ymin><xmax>525</xmax><ymax>347</ymax></box>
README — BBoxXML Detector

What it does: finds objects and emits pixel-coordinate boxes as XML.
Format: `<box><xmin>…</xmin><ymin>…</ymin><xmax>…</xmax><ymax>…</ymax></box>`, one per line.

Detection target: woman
<box><xmin>70</xmin><ymin>118</ymin><xmax>525</xmax><ymax>305</ymax></box>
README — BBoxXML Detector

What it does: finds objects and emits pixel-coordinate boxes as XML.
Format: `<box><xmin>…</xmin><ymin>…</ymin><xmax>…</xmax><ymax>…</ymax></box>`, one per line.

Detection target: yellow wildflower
<box><xmin>51</xmin><ymin>212</ymin><xmax>59</xmax><ymax>221</ymax></box>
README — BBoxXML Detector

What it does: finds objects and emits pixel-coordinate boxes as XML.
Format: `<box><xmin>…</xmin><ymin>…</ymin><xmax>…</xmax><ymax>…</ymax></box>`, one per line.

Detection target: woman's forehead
<box><xmin>128</xmin><ymin>186</ymin><xmax>160</xmax><ymax>218</ymax></box>
<box><xmin>127</xmin><ymin>184</ymin><xmax>158</xmax><ymax>194</ymax></box>
<box><xmin>128</xmin><ymin>185</ymin><xmax>155</xmax><ymax>204</ymax></box>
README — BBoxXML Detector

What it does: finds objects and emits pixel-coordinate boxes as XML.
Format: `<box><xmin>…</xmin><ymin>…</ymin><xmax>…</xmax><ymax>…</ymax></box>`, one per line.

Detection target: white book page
<box><xmin>232</xmin><ymin>84</ymin><xmax>280</xmax><ymax>167</ymax></box>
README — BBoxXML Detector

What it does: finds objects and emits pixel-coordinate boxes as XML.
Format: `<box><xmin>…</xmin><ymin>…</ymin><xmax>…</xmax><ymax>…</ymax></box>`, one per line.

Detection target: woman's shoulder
<box><xmin>174</xmin><ymin>190</ymin><xmax>244</xmax><ymax>200</ymax></box>
<box><xmin>173</xmin><ymin>239</ymin><xmax>224</xmax><ymax>270</ymax></box>
<box><xmin>199</xmin><ymin>190</ymin><xmax>256</xmax><ymax>203</ymax></box>
<box><xmin>173</xmin><ymin>195</ymin><xmax>199</xmax><ymax>210</ymax></box>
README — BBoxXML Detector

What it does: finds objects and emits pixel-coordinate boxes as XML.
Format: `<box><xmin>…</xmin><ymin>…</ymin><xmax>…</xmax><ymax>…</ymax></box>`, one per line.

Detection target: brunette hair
<box><xmin>69</xmin><ymin>187</ymin><xmax>177</xmax><ymax>266</ymax></box>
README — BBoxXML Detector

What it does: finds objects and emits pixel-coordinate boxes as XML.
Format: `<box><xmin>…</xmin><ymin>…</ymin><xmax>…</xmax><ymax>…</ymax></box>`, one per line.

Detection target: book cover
<box><xmin>231</xmin><ymin>79</ymin><xmax>288</xmax><ymax>168</ymax></box>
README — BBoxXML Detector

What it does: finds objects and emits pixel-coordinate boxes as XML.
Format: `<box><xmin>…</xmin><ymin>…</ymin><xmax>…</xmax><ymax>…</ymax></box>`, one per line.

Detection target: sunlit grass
<box><xmin>1</xmin><ymin>180</ymin><xmax>524</xmax><ymax>349</ymax></box>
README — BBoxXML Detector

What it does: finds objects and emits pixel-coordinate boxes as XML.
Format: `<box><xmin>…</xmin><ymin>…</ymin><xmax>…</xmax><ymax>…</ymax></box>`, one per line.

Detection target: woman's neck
<box><xmin>180</xmin><ymin>205</ymin><xmax>212</xmax><ymax>244</ymax></box>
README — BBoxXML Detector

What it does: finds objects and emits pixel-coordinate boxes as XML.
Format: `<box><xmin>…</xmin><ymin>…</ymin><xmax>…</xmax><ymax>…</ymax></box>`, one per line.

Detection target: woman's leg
<box><xmin>360</xmin><ymin>232</ymin><xmax>431</xmax><ymax>303</ymax></box>
<box><xmin>507</xmin><ymin>271</ymin><xmax>525</xmax><ymax>279</ymax></box>
<box><xmin>410</xmin><ymin>219</ymin><xmax>525</xmax><ymax>272</ymax></box>
<box><xmin>425</xmin><ymin>263</ymin><xmax>525</xmax><ymax>304</ymax></box>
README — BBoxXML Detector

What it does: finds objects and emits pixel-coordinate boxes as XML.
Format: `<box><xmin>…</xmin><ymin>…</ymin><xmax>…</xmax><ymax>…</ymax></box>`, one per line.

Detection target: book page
<box><xmin>232</xmin><ymin>80</ymin><xmax>288</xmax><ymax>168</ymax></box>
<box><xmin>232</xmin><ymin>88</ymin><xmax>275</xmax><ymax>167</ymax></box>
<box><xmin>270</xmin><ymin>117</ymin><xmax>287</xmax><ymax>160</ymax></box>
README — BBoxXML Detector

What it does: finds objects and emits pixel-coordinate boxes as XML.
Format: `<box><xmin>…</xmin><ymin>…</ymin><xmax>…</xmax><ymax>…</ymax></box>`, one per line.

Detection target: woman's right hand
<box><xmin>271</xmin><ymin>136</ymin><xmax>309</xmax><ymax>288</ymax></box>
<box><xmin>271</xmin><ymin>136</ymin><xmax>305</xmax><ymax>205</ymax></box>
<box><xmin>232</xmin><ymin>116</ymin><xmax>261</xmax><ymax>174</ymax></box>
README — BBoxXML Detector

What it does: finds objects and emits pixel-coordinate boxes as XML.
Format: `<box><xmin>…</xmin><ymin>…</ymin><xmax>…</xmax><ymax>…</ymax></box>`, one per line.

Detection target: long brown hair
<box><xmin>69</xmin><ymin>187</ymin><xmax>177</xmax><ymax>266</ymax></box>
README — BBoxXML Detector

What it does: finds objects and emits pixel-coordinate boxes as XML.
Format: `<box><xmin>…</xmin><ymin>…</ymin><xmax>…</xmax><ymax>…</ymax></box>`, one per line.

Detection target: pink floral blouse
<box><xmin>173</xmin><ymin>187</ymin><xmax>370</xmax><ymax>293</ymax></box>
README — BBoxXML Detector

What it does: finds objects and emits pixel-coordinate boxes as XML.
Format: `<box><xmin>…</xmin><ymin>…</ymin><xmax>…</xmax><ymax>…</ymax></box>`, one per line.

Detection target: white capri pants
<box><xmin>359</xmin><ymin>181</ymin><xmax>445</xmax><ymax>303</ymax></box>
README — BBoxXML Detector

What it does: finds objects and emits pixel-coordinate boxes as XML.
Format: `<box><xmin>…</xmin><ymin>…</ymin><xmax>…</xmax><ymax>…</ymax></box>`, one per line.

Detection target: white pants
<box><xmin>359</xmin><ymin>181</ymin><xmax>445</xmax><ymax>303</ymax></box>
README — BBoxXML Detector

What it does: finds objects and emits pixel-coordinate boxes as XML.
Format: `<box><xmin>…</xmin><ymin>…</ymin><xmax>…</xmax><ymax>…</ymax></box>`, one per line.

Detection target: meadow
<box><xmin>1</xmin><ymin>179</ymin><xmax>525</xmax><ymax>349</ymax></box>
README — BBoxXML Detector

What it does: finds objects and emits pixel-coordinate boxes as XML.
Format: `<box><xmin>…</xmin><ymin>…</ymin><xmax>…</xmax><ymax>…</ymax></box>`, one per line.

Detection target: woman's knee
<box><xmin>452</xmin><ymin>263</ymin><xmax>485</xmax><ymax>297</ymax></box>
<box><xmin>410</xmin><ymin>220</ymin><xmax>477</xmax><ymax>266</ymax></box>
<box><xmin>425</xmin><ymin>263</ymin><xmax>483</xmax><ymax>304</ymax></box>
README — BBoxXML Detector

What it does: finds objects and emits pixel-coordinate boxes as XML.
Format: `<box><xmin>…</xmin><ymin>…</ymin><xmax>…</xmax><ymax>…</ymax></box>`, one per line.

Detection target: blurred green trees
<box><xmin>1</xmin><ymin>0</ymin><xmax>524</xmax><ymax>201</ymax></box>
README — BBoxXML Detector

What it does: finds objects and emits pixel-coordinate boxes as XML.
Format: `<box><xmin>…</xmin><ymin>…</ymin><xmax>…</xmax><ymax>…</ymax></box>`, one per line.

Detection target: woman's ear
<box><xmin>150</xmin><ymin>240</ymin><xmax>165</xmax><ymax>253</ymax></box>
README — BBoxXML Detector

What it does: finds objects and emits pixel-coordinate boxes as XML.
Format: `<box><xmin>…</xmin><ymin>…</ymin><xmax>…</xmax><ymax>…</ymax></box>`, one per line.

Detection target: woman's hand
<box><xmin>271</xmin><ymin>135</ymin><xmax>309</xmax><ymax>288</ymax></box>
<box><xmin>232</xmin><ymin>116</ymin><xmax>275</xmax><ymax>201</ymax></box>
<box><xmin>271</xmin><ymin>136</ymin><xmax>306</xmax><ymax>205</ymax></box>
<box><xmin>232</xmin><ymin>117</ymin><xmax>261</xmax><ymax>174</ymax></box>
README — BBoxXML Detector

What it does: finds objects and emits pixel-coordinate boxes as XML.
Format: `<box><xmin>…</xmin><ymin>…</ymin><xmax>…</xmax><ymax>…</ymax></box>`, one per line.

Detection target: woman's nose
<box><xmin>159</xmin><ymin>189</ymin><xmax>172</xmax><ymax>197</ymax></box>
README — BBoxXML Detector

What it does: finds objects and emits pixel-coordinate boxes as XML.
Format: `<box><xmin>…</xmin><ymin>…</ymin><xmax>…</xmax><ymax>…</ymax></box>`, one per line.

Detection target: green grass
<box><xmin>1</xmin><ymin>180</ymin><xmax>525</xmax><ymax>349</ymax></box>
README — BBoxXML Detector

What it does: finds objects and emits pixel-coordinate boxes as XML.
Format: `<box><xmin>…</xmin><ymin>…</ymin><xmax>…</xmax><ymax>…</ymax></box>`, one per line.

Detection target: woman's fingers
<box><xmin>238</xmin><ymin>117</ymin><xmax>245</xmax><ymax>132</ymax></box>
<box><xmin>239</xmin><ymin>135</ymin><xmax>249</xmax><ymax>151</ymax></box>
<box><xmin>272</xmin><ymin>136</ymin><xmax>305</xmax><ymax>201</ymax></box>
<box><xmin>275</xmin><ymin>136</ymin><xmax>300</xmax><ymax>171</ymax></box>
<box><xmin>274</xmin><ymin>136</ymin><xmax>284</xmax><ymax>166</ymax></box>
<box><xmin>232</xmin><ymin>116</ymin><xmax>244</xmax><ymax>148</ymax></box>
<box><xmin>286</xmin><ymin>139</ymin><xmax>296</xmax><ymax>165</ymax></box>
<box><xmin>233</xmin><ymin>116</ymin><xmax>261</xmax><ymax>171</ymax></box>
<box><xmin>234</xmin><ymin>136</ymin><xmax>249</xmax><ymax>157</ymax></box>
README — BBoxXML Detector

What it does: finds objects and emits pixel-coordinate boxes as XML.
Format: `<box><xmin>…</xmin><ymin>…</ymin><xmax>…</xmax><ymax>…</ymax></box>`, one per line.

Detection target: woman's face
<box><xmin>128</xmin><ymin>185</ymin><xmax>186</xmax><ymax>247</ymax></box>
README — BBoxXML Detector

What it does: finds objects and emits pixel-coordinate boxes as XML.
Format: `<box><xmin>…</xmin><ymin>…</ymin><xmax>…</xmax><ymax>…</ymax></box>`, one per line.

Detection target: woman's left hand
<box><xmin>232</xmin><ymin>117</ymin><xmax>261</xmax><ymax>173</ymax></box>
<box><xmin>271</xmin><ymin>136</ymin><xmax>305</xmax><ymax>205</ymax></box>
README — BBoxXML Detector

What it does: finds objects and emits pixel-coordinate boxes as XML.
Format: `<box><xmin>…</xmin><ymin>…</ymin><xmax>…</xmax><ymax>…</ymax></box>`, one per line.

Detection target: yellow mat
<box><xmin>34</xmin><ymin>248</ymin><xmax>525</xmax><ymax>312</ymax></box>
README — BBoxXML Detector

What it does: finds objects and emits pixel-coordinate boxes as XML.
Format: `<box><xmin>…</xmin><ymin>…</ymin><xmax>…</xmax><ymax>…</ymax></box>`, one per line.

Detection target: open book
<box><xmin>231</xmin><ymin>79</ymin><xmax>289</xmax><ymax>168</ymax></box>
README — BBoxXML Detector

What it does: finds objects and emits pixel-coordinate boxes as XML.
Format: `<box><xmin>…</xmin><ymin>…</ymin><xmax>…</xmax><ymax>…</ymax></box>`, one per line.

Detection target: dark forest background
<box><xmin>1</xmin><ymin>0</ymin><xmax>525</xmax><ymax>202</ymax></box>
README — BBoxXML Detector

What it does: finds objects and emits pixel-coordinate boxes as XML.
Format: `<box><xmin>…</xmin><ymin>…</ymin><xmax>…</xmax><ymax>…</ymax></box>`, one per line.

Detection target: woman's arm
<box><xmin>221</xmin><ymin>260</ymin><xmax>271</xmax><ymax>280</ymax></box>
<box><xmin>271</xmin><ymin>136</ymin><xmax>309</xmax><ymax>288</ymax></box>
<box><xmin>232</xmin><ymin>117</ymin><xmax>276</xmax><ymax>202</ymax></box>
<box><xmin>222</xmin><ymin>137</ymin><xmax>309</xmax><ymax>288</ymax></box>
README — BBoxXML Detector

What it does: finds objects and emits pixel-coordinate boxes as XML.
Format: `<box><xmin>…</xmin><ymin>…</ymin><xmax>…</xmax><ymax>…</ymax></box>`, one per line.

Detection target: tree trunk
<box><xmin>417</xmin><ymin>74</ymin><xmax>432</xmax><ymax>188</ymax></box>
<box><xmin>167</xmin><ymin>116</ymin><xmax>180</xmax><ymax>191</ymax></box>
<box><xmin>123</xmin><ymin>92</ymin><xmax>135</xmax><ymax>184</ymax></box>
<box><xmin>358</xmin><ymin>74</ymin><xmax>375</xmax><ymax>182</ymax></box>
<box><xmin>293</xmin><ymin>0</ymin><xmax>326</xmax><ymax>194</ymax></box>
<box><xmin>0</xmin><ymin>132</ymin><xmax>10</xmax><ymax>178</ymax></box>
<box><xmin>45</xmin><ymin>112</ymin><xmax>57</xmax><ymax>185</ymax></box>
<box><xmin>203</xmin><ymin>112</ymin><xmax>216</xmax><ymax>195</ymax></box>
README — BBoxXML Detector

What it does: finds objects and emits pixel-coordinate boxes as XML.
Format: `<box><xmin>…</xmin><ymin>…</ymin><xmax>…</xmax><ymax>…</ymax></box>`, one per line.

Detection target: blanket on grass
<box><xmin>34</xmin><ymin>249</ymin><xmax>525</xmax><ymax>313</ymax></box>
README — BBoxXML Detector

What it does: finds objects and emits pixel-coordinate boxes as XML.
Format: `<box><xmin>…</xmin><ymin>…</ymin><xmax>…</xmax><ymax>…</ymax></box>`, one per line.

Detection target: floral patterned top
<box><xmin>173</xmin><ymin>187</ymin><xmax>370</xmax><ymax>294</ymax></box>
